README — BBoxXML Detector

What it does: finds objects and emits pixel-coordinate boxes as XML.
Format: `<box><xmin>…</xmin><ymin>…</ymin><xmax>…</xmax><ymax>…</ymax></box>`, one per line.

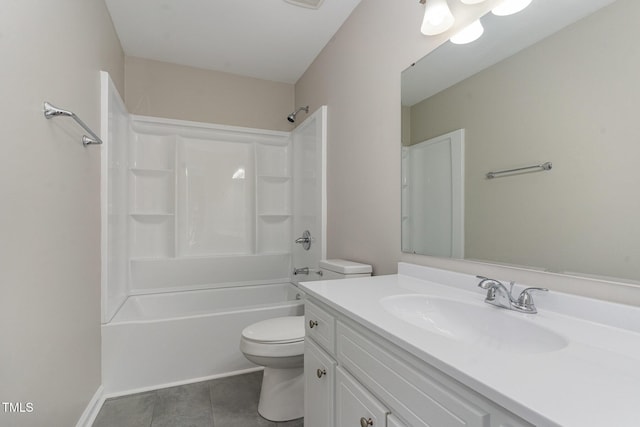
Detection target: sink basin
<box><xmin>380</xmin><ymin>295</ymin><xmax>568</xmax><ymax>354</ymax></box>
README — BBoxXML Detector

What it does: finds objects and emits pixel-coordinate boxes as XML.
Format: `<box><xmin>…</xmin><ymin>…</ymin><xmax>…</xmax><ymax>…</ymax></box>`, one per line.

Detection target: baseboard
<box><xmin>75</xmin><ymin>385</ymin><xmax>106</xmax><ymax>427</ymax></box>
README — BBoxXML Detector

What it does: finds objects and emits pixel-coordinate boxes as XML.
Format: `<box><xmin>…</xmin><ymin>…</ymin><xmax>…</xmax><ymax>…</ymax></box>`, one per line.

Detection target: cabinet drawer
<box><xmin>305</xmin><ymin>299</ymin><xmax>336</xmax><ymax>355</ymax></box>
<box><xmin>304</xmin><ymin>339</ymin><xmax>336</xmax><ymax>427</ymax></box>
<box><xmin>337</xmin><ymin>322</ymin><xmax>533</xmax><ymax>427</ymax></box>
<box><xmin>336</xmin><ymin>367</ymin><xmax>388</xmax><ymax>427</ymax></box>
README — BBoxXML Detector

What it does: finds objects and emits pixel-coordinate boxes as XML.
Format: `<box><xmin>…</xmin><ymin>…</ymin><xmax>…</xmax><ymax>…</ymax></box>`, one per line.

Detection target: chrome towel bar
<box><xmin>43</xmin><ymin>101</ymin><xmax>103</xmax><ymax>146</ymax></box>
<box><xmin>486</xmin><ymin>162</ymin><xmax>552</xmax><ymax>179</ymax></box>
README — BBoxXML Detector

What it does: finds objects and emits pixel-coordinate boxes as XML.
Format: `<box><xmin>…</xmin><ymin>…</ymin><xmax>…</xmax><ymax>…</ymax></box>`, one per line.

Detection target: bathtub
<box><xmin>102</xmin><ymin>282</ymin><xmax>304</xmax><ymax>395</ymax></box>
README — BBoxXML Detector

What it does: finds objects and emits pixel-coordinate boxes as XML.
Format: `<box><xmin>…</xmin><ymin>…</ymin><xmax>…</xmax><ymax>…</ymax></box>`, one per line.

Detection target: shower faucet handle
<box><xmin>294</xmin><ymin>230</ymin><xmax>312</xmax><ymax>250</ymax></box>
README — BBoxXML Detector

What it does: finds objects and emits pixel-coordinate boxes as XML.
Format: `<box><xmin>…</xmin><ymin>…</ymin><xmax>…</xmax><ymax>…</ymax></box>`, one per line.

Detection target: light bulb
<box><xmin>460</xmin><ymin>0</ymin><xmax>486</xmax><ymax>4</ymax></box>
<box><xmin>421</xmin><ymin>0</ymin><xmax>455</xmax><ymax>35</ymax></box>
<box><xmin>492</xmin><ymin>0</ymin><xmax>533</xmax><ymax>16</ymax></box>
<box><xmin>450</xmin><ymin>19</ymin><xmax>484</xmax><ymax>44</ymax></box>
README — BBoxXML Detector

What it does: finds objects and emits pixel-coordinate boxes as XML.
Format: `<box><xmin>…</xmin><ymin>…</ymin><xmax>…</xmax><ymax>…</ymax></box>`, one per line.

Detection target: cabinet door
<box><xmin>304</xmin><ymin>339</ymin><xmax>336</xmax><ymax>427</ymax></box>
<box><xmin>336</xmin><ymin>367</ymin><xmax>388</xmax><ymax>427</ymax></box>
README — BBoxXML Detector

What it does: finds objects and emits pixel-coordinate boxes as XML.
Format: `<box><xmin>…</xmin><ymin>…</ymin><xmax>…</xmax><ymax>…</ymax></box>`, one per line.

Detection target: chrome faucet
<box><xmin>294</xmin><ymin>267</ymin><xmax>309</xmax><ymax>275</ymax></box>
<box><xmin>293</xmin><ymin>267</ymin><xmax>324</xmax><ymax>277</ymax></box>
<box><xmin>476</xmin><ymin>276</ymin><xmax>548</xmax><ymax>314</ymax></box>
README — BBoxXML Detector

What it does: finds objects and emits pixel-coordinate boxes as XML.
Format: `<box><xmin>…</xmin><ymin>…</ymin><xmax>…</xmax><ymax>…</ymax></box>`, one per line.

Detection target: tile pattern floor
<box><xmin>93</xmin><ymin>371</ymin><xmax>303</xmax><ymax>427</ymax></box>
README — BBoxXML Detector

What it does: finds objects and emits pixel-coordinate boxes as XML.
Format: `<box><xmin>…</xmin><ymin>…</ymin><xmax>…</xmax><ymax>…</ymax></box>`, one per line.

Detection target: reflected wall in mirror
<box><xmin>401</xmin><ymin>0</ymin><xmax>640</xmax><ymax>284</ymax></box>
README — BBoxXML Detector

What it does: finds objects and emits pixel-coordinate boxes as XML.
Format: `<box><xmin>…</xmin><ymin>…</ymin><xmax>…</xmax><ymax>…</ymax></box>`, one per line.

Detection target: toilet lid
<box><xmin>241</xmin><ymin>316</ymin><xmax>305</xmax><ymax>343</ymax></box>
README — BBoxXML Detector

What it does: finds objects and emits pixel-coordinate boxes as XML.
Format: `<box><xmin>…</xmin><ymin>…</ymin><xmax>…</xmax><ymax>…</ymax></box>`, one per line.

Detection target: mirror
<box><xmin>401</xmin><ymin>0</ymin><xmax>640</xmax><ymax>284</ymax></box>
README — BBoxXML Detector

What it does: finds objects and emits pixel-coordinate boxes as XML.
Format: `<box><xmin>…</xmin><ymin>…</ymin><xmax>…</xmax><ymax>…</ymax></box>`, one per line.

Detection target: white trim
<box><xmin>75</xmin><ymin>385</ymin><xmax>105</xmax><ymax>427</ymax></box>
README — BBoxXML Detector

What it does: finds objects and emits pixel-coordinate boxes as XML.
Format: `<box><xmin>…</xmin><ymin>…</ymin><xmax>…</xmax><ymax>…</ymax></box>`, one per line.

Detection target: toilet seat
<box><xmin>240</xmin><ymin>338</ymin><xmax>304</xmax><ymax>358</ymax></box>
<box><xmin>241</xmin><ymin>316</ymin><xmax>304</xmax><ymax>344</ymax></box>
<box><xmin>240</xmin><ymin>316</ymin><xmax>305</xmax><ymax>358</ymax></box>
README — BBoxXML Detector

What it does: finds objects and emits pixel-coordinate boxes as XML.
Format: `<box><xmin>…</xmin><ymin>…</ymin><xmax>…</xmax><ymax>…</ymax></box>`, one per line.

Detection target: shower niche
<box><xmin>100</xmin><ymin>72</ymin><xmax>326</xmax><ymax>322</ymax></box>
<box><xmin>256</xmin><ymin>143</ymin><xmax>292</xmax><ymax>254</ymax></box>
<box><xmin>129</xmin><ymin>132</ymin><xmax>176</xmax><ymax>259</ymax></box>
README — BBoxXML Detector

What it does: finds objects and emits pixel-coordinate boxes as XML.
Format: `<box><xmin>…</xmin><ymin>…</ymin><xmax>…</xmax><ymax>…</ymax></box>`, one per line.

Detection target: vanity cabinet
<box><xmin>304</xmin><ymin>297</ymin><xmax>534</xmax><ymax>427</ymax></box>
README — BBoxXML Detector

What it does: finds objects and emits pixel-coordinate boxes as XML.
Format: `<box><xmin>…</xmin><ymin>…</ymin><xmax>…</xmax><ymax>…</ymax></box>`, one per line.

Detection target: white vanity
<box><xmin>299</xmin><ymin>263</ymin><xmax>640</xmax><ymax>427</ymax></box>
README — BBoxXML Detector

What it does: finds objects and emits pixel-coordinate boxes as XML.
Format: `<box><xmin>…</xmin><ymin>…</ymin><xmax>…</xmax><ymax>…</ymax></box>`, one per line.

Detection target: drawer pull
<box><xmin>360</xmin><ymin>417</ymin><xmax>374</xmax><ymax>427</ymax></box>
<box><xmin>316</xmin><ymin>368</ymin><xmax>327</xmax><ymax>378</ymax></box>
<box><xmin>309</xmin><ymin>320</ymin><xmax>319</xmax><ymax>328</ymax></box>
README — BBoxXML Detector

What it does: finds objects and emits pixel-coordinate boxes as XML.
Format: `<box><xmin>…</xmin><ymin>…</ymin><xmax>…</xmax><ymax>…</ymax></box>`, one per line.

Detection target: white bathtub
<box><xmin>102</xmin><ymin>282</ymin><xmax>304</xmax><ymax>395</ymax></box>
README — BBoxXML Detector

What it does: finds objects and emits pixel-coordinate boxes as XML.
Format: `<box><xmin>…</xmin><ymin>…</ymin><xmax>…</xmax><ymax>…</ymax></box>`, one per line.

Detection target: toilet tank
<box><xmin>318</xmin><ymin>259</ymin><xmax>372</xmax><ymax>280</ymax></box>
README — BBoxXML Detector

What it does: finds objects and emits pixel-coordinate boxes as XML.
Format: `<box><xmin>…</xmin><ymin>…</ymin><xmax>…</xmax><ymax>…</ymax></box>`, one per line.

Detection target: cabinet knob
<box><xmin>316</xmin><ymin>368</ymin><xmax>326</xmax><ymax>378</ymax></box>
<box><xmin>360</xmin><ymin>417</ymin><xmax>374</xmax><ymax>427</ymax></box>
<box><xmin>309</xmin><ymin>320</ymin><xmax>318</xmax><ymax>328</ymax></box>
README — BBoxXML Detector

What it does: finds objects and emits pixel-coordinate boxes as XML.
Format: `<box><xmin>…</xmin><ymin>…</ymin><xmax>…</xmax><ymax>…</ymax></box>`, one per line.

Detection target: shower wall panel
<box><xmin>101</xmin><ymin>72</ymin><xmax>130</xmax><ymax>323</ymax></box>
<box><xmin>126</xmin><ymin>116</ymin><xmax>292</xmax><ymax>294</ymax></box>
<box><xmin>177</xmin><ymin>137</ymin><xmax>255</xmax><ymax>257</ymax></box>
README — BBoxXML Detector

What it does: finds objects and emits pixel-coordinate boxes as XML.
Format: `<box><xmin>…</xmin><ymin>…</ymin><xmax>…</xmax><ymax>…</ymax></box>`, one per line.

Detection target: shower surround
<box><xmin>100</xmin><ymin>72</ymin><xmax>326</xmax><ymax>395</ymax></box>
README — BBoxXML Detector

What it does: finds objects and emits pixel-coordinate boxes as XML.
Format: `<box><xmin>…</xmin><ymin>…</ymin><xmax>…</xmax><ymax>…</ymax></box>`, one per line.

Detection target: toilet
<box><xmin>239</xmin><ymin>259</ymin><xmax>372</xmax><ymax>422</ymax></box>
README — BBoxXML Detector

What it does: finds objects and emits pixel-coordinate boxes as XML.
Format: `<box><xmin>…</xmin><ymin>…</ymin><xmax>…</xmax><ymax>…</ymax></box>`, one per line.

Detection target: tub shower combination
<box><xmin>102</xmin><ymin>283</ymin><xmax>303</xmax><ymax>393</ymax></box>
<box><xmin>100</xmin><ymin>72</ymin><xmax>327</xmax><ymax>395</ymax></box>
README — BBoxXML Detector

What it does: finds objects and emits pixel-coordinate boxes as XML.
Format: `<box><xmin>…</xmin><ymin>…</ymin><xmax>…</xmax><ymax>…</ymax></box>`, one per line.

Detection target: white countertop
<box><xmin>299</xmin><ymin>262</ymin><xmax>640</xmax><ymax>427</ymax></box>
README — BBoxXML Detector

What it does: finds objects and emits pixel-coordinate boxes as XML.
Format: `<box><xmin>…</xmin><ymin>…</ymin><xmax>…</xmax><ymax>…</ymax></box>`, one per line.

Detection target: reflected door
<box><xmin>402</xmin><ymin>129</ymin><xmax>464</xmax><ymax>258</ymax></box>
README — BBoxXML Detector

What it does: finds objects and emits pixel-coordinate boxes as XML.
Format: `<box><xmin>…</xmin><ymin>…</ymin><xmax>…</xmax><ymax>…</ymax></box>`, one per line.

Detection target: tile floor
<box><xmin>93</xmin><ymin>371</ymin><xmax>303</xmax><ymax>427</ymax></box>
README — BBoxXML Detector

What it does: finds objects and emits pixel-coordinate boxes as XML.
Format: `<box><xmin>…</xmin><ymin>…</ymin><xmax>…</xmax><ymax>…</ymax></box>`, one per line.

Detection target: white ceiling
<box><xmin>105</xmin><ymin>0</ymin><xmax>362</xmax><ymax>84</ymax></box>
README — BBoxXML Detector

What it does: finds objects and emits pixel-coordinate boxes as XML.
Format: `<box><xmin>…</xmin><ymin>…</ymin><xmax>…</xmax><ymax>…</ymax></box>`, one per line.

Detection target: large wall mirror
<box><xmin>401</xmin><ymin>0</ymin><xmax>640</xmax><ymax>284</ymax></box>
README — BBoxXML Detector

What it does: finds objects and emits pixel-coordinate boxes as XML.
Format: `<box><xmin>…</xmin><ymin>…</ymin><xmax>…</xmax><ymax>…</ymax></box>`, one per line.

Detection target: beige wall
<box><xmin>409</xmin><ymin>0</ymin><xmax>640</xmax><ymax>283</ymax></box>
<box><xmin>295</xmin><ymin>0</ymin><xmax>493</xmax><ymax>274</ymax></box>
<box><xmin>296</xmin><ymin>0</ymin><xmax>640</xmax><ymax>305</ymax></box>
<box><xmin>0</xmin><ymin>1</ymin><xmax>124</xmax><ymax>426</ymax></box>
<box><xmin>125</xmin><ymin>56</ymin><xmax>295</xmax><ymax>131</ymax></box>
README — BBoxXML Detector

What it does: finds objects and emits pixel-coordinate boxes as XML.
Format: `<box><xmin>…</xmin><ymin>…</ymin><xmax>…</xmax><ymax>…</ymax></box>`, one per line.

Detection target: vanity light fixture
<box><xmin>450</xmin><ymin>19</ymin><xmax>484</xmax><ymax>44</ymax></box>
<box><xmin>419</xmin><ymin>0</ymin><xmax>455</xmax><ymax>36</ymax></box>
<box><xmin>492</xmin><ymin>0</ymin><xmax>532</xmax><ymax>16</ymax></box>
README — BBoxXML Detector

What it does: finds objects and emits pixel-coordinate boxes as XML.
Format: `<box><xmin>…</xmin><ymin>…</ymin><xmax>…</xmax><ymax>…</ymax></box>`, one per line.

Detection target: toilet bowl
<box><xmin>240</xmin><ymin>316</ymin><xmax>305</xmax><ymax>421</ymax></box>
<box><xmin>239</xmin><ymin>259</ymin><xmax>372</xmax><ymax>422</ymax></box>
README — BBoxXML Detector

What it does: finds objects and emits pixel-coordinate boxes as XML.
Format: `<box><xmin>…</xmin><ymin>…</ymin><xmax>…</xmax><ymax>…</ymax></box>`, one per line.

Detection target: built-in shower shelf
<box><xmin>258</xmin><ymin>213</ymin><xmax>291</xmax><ymax>218</ymax></box>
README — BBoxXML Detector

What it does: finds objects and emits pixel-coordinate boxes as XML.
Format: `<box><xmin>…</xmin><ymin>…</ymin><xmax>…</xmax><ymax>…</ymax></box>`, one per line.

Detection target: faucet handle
<box><xmin>476</xmin><ymin>275</ymin><xmax>499</xmax><ymax>289</ymax></box>
<box><xmin>515</xmin><ymin>287</ymin><xmax>549</xmax><ymax>313</ymax></box>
